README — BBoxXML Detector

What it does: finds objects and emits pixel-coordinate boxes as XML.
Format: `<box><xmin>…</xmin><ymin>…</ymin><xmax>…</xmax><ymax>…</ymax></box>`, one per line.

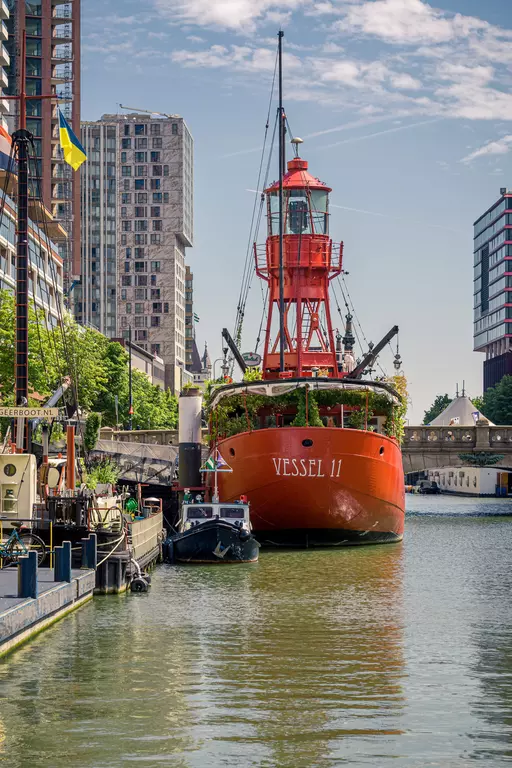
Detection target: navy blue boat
<box><xmin>168</xmin><ymin>502</ymin><xmax>259</xmax><ymax>564</ymax></box>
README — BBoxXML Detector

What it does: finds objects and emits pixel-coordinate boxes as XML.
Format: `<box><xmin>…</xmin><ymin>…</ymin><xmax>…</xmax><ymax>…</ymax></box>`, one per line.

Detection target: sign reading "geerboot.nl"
<box><xmin>0</xmin><ymin>407</ymin><xmax>59</xmax><ymax>418</ymax></box>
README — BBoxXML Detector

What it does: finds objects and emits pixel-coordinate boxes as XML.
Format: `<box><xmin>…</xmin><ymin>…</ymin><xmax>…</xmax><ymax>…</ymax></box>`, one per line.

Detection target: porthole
<box><xmin>230</xmin><ymin>448</ymin><xmax>235</xmax><ymax>457</ymax></box>
<box><xmin>379</xmin><ymin>447</ymin><xmax>385</xmax><ymax>456</ymax></box>
<box><xmin>302</xmin><ymin>439</ymin><xmax>313</xmax><ymax>447</ymax></box>
<box><xmin>3</xmin><ymin>463</ymin><xmax>16</xmax><ymax>477</ymax></box>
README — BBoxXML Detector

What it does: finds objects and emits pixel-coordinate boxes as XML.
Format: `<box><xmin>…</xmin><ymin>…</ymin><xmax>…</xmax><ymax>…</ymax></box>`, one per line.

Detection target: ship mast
<box><xmin>277</xmin><ymin>30</ymin><xmax>285</xmax><ymax>374</ymax></box>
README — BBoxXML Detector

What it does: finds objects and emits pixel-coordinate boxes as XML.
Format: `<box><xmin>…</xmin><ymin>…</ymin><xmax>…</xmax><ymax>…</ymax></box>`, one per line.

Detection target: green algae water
<box><xmin>1</xmin><ymin>496</ymin><xmax>512</xmax><ymax>767</ymax></box>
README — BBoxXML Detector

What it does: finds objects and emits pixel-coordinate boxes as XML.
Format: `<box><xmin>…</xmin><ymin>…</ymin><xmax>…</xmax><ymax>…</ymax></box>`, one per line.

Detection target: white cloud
<box><xmin>171</xmin><ymin>44</ymin><xmax>301</xmax><ymax>72</ymax></box>
<box><xmin>334</xmin><ymin>0</ymin><xmax>487</xmax><ymax>46</ymax></box>
<box><xmin>154</xmin><ymin>0</ymin><xmax>306</xmax><ymax>31</ymax></box>
<box><xmin>461</xmin><ymin>136</ymin><xmax>512</xmax><ymax>164</ymax></box>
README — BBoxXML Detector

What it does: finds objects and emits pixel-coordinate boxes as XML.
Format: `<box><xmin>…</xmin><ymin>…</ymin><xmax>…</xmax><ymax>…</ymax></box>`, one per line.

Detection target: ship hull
<box><xmin>213</xmin><ymin>427</ymin><xmax>405</xmax><ymax>548</ymax></box>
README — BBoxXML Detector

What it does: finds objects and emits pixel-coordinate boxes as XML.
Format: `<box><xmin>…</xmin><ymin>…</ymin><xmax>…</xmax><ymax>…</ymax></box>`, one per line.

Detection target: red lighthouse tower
<box><xmin>255</xmin><ymin>148</ymin><xmax>343</xmax><ymax>379</ymax></box>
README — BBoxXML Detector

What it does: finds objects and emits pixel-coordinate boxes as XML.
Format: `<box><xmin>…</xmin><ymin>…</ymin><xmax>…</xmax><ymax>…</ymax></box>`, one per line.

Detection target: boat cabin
<box><xmin>179</xmin><ymin>502</ymin><xmax>251</xmax><ymax>532</ymax></box>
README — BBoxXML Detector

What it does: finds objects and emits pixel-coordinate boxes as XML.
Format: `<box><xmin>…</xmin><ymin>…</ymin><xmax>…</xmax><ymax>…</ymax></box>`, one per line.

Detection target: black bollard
<box><xmin>55</xmin><ymin>541</ymin><xmax>72</xmax><ymax>583</ymax></box>
<box><xmin>18</xmin><ymin>551</ymin><xmax>38</xmax><ymax>599</ymax></box>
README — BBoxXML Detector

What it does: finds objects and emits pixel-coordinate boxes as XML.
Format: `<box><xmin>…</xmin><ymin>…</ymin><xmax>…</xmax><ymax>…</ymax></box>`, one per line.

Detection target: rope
<box><xmin>96</xmin><ymin>530</ymin><xmax>127</xmax><ymax>567</ymax></box>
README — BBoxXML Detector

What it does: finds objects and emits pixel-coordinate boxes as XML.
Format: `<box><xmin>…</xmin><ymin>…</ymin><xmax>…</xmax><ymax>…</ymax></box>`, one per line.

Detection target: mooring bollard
<box><xmin>18</xmin><ymin>550</ymin><xmax>38</xmax><ymax>599</ymax></box>
<box><xmin>55</xmin><ymin>541</ymin><xmax>72</xmax><ymax>583</ymax></box>
<box><xmin>81</xmin><ymin>534</ymin><xmax>98</xmax><ymax>570</ymax></box>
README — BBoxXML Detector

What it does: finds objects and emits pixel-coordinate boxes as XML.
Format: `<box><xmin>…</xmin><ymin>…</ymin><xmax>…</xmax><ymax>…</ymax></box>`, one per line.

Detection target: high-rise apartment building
<box><xmin>473</xmin><ymin>188</ymin><xmax>512</xmax><ymax>391</ymax></box>
<box><xmin>79</xmin><ymin>112</ymin><xmax>194</xmax><ymax>394</ymax></box>
<box><xmin>5</xmin><ymin>0</ymin><xmax>81</xmax><ymax>288</ymax></box>
<box><xmin>185</xmin><ymin>265</ymin><xmax>193</xmax><ymax>368</ymax></box>
<box><xmin>78</xmin><ymin>120</ymin><xmax>117</xmax><ymax>336</ymax></box>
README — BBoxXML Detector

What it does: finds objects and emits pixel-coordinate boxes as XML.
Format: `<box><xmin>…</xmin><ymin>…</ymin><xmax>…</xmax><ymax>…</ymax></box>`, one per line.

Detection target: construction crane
<box><xmin>119</xmin><ymin>104</ymin><xmax>181</xmax><ymax>119</ymax></box>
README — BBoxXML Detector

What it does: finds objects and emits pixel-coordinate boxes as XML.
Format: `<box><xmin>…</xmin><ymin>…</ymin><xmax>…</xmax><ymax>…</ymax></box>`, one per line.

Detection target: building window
<box><xmin>153</xmin><ymin>302</ymin><xmax>162</xmax><ymax>313</ymax></box>
<box><xmin>163</xmin><ymin>193</ymin><xmax>169</xmax><ymax>203</ymax></box>
<box><xmin>136</xmin><ymin>192</ymin><xmax>148</xmax><ymax>204</ymax></box>
<box><xmin>135</xmin><ymin>316</ymin><xmax>146</xmax><ymax>328</ymax></box>
<box><xmin>151</xmin><ymin>288</ymin><xmax>160</xmax><ymax>300</ymax></box>
<box><xmin>135</xmin><ymin>179</ymin><xmax>146</xmax><ymax>190</ymax></box>
<box><xmin>152</xmin><ymin>137</ymin><xmax>162</xmax><ymax>149</ymax></box>
<box><xmin>153</xmin><ymin>193</ymin><xmax>162</xmax><ymax>203</ymax></box>
<box><xmin>124</xmin><ymin>262</ymin><xmax>131</xmax><ymax>273</ymax></box>
<box><xmin>151</xmin><ymin>261</ymin><xmax>161</xmax><ymax>273</ymax></box>
<box><xmin>126</xmin><ymin>303</ymin><xmax>132</xmax><ymax>314</ymax></box>
<box><xmin>122</xmin><ymin>193</ymin><xmax>131</xmax><ymax>204</ymax></box>
<box><xmin>122</xmin><ymin>166</ymin><xmax>132</xmax><ymax>177</ymax></box>
<box><xmin>121</xmin><ymin>235</ymin><xmax>127</xmax><ymax>245</ymax></box>
<box><xmin>126</xmin><ymin>247</ymin><xmax>131</xmax><ymax>258</ymax></box>
<box><xmin>135</xmin><ymin>165</ymin><xmax>147</xmax><ymax>176</ymax></box>
<box><xmin>135</xmin><ymin>220</ymin><xmax>148</xmax><ymax>232</ymax></box>
<box><xmin>135</xmin><ymin>124</ymin><xmax>146</xmax><ymax>136</ymax></box>
<box><xmin>150</xmin><ymin>234</ymin><xmax>161</xmax><ymax>245</ymax></box>
<box><xmin>135</xmin><ymin>152</ymin><xmax>147</xmax><ymax>163</ymax></box>
<box><xmin>135</xmin><ymin>207</ymin><xmax>147</xmax><ymax>218</ymax></box>
<box><xmin>136</xmin><ymin>330</ymin><xmax>147</xmax><ymax>341</ymax></box>
<box><xmin>151</xmin><ymin>343</ymin><xmax>161</xmax><ymax>355</ymax></box>
<box><xmin>150</xmin><ymin>151</ymin><xmax>160</xmax><ymax>163</ymax></box>
<box><xmin>135</xmin><ymin>261</ymin><xmax>146</xmax><ymax>273</ymax></box>
<box><xmin>152</xmin><ymin>220</ymin><xmax>162</xmax><ymax>232</ymax></box>
<box><xmin>163</xmin><ymin>165</ymin><xmax>169</xmax><ymax>176</ymax></box>
<box><xmin>152</xmin><ymin>165</ymin><xmax>163</xmax><ymax>177</ymax></box>
<box><xmin>124</xmin><ymin>124</ymin><xmax>130</xmax><ymax>136</ymax></box>
<box><xmin>172</xmin><ymin>123</ymin><xmax>178</xmax><ymax>135</ymax></box>
<box><xmin>134</xmin><ymin>247</ymin><xmax>145</xmax><ymax>258</ymax></box>
<box><xmin>151</xmin><ymin>206</ymin><xmax>161</xmax><ymax>217</ymax></box>
<box><xmin>135</xmin><ymin>288</ymin><xmax>146</xmax><ymax>300</ymax></box>
<box><xmin>150</xmin><ymin>123</ymin><xmax>161</xmax><ymax>136</ymax></box>
<box><xmin>123</xmin><ymin>179</ymin><xmax>130</xmax><ymax>191</ymax></box>
<box><xmin>151</xmin><ymin>316</ymin><xmax>160</xmax><ymax>328</ymax></box>
<box><xmin>136</xmin><ymin>275</ymin><xmax>148</xmax><ymax>286</ymax></box>
<box><xmin>151</xmin><ymin>275</ymin><xmax>157</xmax><ymax>286</ymax></box>
<box><xmin>150</xmin><ymin>179</ymin><xmax>161</xmax><ymax>190</ymax></box>
<box><xmin>134</xmin><ymin>234</ymin><xmax>147</xmax><ymax>245</ymax></box>
<box><xmin>121</xmin><ymin>152</ymin><xmax>127</xmax><ymax>163</ymax></box>
<box><xmin>136</xmin><ymin>138</ymin><xmax>148</xmax><ymax>149</ymax></box>
<box><xmin>121</xmin><ymin>207</ymin><xmax>127</xmax><ymax>217</ymax></box>
<box><xmin>135</xmin><ymin>303</ymin><xmax>144</xmax><ymax>314</ymax></box>
<box><xmin>122</xmin><ymin>138</ymin><xmax>131</xmax><ymax>149</ymax></box>
<box><xmin>121</xmin><ymin>289</ymin><xmax>127</xmax><ymax>300</ymax></box>
<box><xmin>164</xmin><ymin>302</ymin><xmax>169</xmax><ymax>313</ymax></box>
<box><xmin>122</xmin><ymin>221</ymin><xmax>132</xmax><ymax>231</ymax></box>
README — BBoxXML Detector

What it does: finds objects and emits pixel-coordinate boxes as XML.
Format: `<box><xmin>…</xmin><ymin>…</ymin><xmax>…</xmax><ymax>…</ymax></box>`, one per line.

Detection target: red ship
<box><xmin>206</xmin><ymin>35</ymin><xmax>405</xmax><ymax>547</ymax></box>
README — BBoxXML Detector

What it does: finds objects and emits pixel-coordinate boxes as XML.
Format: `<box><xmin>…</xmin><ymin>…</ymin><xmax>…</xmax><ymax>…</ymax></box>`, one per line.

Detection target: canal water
<box><xmin>1</xmin><ymin>496</ymin><xmax>512</xmax><ymax>767</ymax></box>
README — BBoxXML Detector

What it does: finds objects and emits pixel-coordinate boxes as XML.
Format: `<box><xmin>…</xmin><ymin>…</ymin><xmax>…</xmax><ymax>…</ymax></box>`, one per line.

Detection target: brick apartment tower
<box><xmin>5</xmin><ymin>0</ymin><xmax>81</xmax><ymax>290</ymax></box>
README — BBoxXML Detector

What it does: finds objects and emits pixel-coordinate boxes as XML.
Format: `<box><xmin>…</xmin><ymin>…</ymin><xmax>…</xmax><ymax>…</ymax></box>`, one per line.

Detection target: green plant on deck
<box><xmin>84</xmin><ymin>457</ymin><xmax>120</xmax><ymax>490</ymax></box>
<box><xmin>243</xmin><ymin>367</ymin><xmax>263</xmax><ymax>382</ymax></box>
<box><xmin>291</xmin><ymin>388</ymin><xmax>323</xmax><ymax>427</ymax></box>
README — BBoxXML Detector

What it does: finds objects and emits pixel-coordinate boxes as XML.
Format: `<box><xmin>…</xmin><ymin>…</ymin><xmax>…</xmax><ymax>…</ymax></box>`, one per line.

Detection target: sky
<box><xmin>81</xmin><ymin>0</ymin><xmax>512</xmax><ymax>423</ymax></box>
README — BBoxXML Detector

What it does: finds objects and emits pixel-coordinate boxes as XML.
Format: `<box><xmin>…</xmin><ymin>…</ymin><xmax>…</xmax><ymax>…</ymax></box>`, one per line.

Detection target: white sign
<box><xmin>272</xmin><ymin>457</ymin><xmax>342</xmax><ymax>478</ymax></box>
<box><xmin>242</xmin><ymin>351</ymin><xmax>262</xmax><ymax>367</ymax></box>
<box><xmin>0</xmin><ymin>407</ymin><xmax>59</xmax><ymax>418</ymax></box>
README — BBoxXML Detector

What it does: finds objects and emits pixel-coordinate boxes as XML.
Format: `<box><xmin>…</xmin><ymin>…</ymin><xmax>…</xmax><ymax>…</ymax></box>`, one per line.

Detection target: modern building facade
<box><xmin>79</xmin><ymin>112</ymin><xmax>194</xmax><ymax>394</ymax></box>
<box><xmin>0</xmin><ymin>190</ymin><xmax>64</xmax><ymax>324</ymax></box>
<box><xmin>4</xmin><ymin>0</ymin><xmax>81</xmax><ymax>288</ymax></box>
<box><xmin>78</xmin><ymin>120</ymin><xmax>117</xmax><ymax>336</ymax></box>
<box><xmin>473</xmin><ymin>189</ymin><xmax>512</xmax><ymax>391</ymax></box>
<box><xmin>185</xmin><ymin>265</ymin><xmax>193</xmax><ymax>369</ymax></box>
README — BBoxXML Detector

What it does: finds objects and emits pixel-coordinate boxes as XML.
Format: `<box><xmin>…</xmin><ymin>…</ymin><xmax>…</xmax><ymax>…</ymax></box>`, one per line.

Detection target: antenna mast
<box><xmin>278</xmin><ymin>30</ymin><xmax>285</xmax><ymax>374</ymax></box>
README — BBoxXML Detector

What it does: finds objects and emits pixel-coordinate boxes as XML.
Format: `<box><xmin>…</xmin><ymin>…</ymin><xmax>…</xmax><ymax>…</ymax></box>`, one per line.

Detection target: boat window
<box><xmin>220</xmin><ymin>507</ymin><xmax>246</xmax><ymax>518</ymax></box>
<box><xmin>186</xmin><ymin>506</ymin><xmax>213</xmax><ymax>519</ymax></box>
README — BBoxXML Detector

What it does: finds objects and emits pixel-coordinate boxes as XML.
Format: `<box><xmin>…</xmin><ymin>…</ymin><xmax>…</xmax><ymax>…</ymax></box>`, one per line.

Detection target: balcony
<box><xmin>52</xmin><ymin>48</ymin><xmax>73</xmax><ymax>64</ymax></box>
<box><xmin>52</xmin><ymin>29</ymin><xmax>72</xmax><ymax>44</ymax></box>
<box><xmin>0</xmin><ymin>1</ymin><xmax>8</xmax><ymax>21</ymax></box>
<box><xmin>0</xmin><ymin>97</ymin><xmax>9</xmax><ymax>114</ymax></box>
<box><xmin>52</xmin><ymin>0</ymin><xmax>73</xmax><ymax>4</ymax></box>
<box><xmin>0</xmin><ymin>20</ymin><xmax>7</xmax><ymax>41</ymax></box>
<box><xmin>0</xmin><ymin>43</ymin><xmax>9</xmax><ymax>67</ymax></box>
<box><xmin>0</xmin><ymin>68</ymin><xmax>8</xmax><ymax>89</ymax></box>
<box><xmin>52</xmin><ymin>7</ymin><xmax>72</xmax><ymax>23</ymax></box>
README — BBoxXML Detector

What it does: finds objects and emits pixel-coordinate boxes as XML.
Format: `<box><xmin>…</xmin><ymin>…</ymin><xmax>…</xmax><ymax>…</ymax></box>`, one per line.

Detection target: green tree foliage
<box><xmin>423</xmin><ymin>394</ymin><xmax>451</xmax><ymax>425</ymax></box>
<box><xmin>84</xmin><ymin>412</ymin><xmax>102</xmax><ymax>452</ymax></box>
<box><xmin>482</xmin><ymin>376</ymin><xmax>512</xmax><ymax>425</ymax></box>
<box><xmin>0</xmin><ymin>290</ymin><xmax>178</xmax><ymax>430</ymax></box>
<box><xmin>471</xmin><ymin>395</ymin><xmax>485</xmax><ymax>413</ymax></box>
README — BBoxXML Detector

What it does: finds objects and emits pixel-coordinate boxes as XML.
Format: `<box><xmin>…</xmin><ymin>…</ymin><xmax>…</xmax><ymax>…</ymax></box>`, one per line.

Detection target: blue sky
<box><xmin>82</xmin><ymin>0</ymin><xmax>512</xmax><ymax>422</ymax></box>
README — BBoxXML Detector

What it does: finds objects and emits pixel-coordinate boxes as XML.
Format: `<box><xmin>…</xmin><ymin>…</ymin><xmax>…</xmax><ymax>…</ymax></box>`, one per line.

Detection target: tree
<box><xmin>423</xmin><ymin>394</ymin><xmax>451</xmax><ymax>425</ymax></box>
<box><xmin>84</xmin><ymin>412</ymin><xmax>102</xmax><ymax>452</ymax></box>
<box><xmin>482</xmin><ymin>376</ymin><xmax>512</xmax><ymax>425</ymax></box>
<box><xmin>471</xmin><ymin>395</ymin><xmax>485</xmax><ymax>413</ymax></box>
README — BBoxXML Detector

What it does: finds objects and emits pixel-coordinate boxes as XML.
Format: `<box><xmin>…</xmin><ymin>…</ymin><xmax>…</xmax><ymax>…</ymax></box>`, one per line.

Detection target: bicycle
<box><xmin>0</xmin><ymin>522</ymin><xmax>47</xmax><ymax>568</ymax></box>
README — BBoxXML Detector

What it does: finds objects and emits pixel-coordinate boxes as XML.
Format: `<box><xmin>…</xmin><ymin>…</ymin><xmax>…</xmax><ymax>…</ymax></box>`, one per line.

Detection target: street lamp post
<box><xmin>212</xmin><ymin>358</ymin><xmax>224</xmax><ymax>381</ymax></box>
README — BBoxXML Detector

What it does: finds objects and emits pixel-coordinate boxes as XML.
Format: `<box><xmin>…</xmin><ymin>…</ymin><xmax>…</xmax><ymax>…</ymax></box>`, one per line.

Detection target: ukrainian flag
<box><xmin>58</xmin><ymin>108</ymin><xmax>86</xmax><ymax>170</ymax></box>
